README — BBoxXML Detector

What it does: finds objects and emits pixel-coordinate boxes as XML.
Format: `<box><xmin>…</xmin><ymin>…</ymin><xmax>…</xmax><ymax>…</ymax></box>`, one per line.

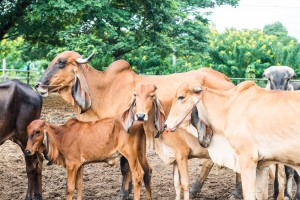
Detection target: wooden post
<box><xmin>2</xmin><ymin>58</ymin><xmax>6</xmax><ymax>81</ymax></box>
<box><xmin>26</xmin><ymin>63</ymin><xmax>30</xmax><ymax>85</ymax></box>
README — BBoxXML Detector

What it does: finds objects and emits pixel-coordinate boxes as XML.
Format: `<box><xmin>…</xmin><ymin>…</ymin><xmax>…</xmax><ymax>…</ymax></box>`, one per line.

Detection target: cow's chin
<box><xmin>36</xmin><ymin>87</ymin><xmax>49</xmax><ymax>97</ymax></box>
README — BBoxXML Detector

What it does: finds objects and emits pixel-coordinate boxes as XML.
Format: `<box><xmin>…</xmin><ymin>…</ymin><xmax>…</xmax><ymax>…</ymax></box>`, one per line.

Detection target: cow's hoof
<box><xmin>189</xmin><ymin>180</ymin><xmax>201</xmax><ymax>199</ymax></box>
<box><xmin>229</xmin><ymin>183</ymin><xmax>243</xmax><ymax>200</ymax></box>
<box><xmin>33</xmin><ymin>194</ymin><xmax>42</xmax><ymax>200</ymax></box>
<box><xmin>116</xmin><ymin>192</ymin><xmax>130</xmax><ymax>200</ymax></box>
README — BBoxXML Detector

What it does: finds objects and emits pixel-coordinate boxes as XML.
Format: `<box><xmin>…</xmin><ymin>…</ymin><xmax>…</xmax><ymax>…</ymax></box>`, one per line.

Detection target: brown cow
<box><xmin>34</xmin><ymin>51</ymin><xmax>236</xmax><ymax>198</ymax></box>
<box><xmin>122</xmin><ymin>83</ymin><xmax>213</xmax><ymax>200</ymax></box>
<box><xmin>164</xmin><ymin>81</ymin><xmax>300</xmax><ymax>200</ymax></box>
<box><xmin>25</xmin><ymin>118</ymin><xmax>147</xmax><ymax>200</ymax></box>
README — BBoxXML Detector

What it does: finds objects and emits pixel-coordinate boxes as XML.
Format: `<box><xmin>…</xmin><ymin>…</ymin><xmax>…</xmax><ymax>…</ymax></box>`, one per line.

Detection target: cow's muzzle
<box><xmin>136</xmin><ymin>113</ymin><xmax>146</xmax><ymax>121</ymax></box>
<box><xmin>24</xmin><ymin>149</ymin><xmax>32</xmax><ymax>157</ymax></box>
<box><xmin>34</xmin><ymin>82</ymin><xmax>49</xmax><ymax>97</ymax></box>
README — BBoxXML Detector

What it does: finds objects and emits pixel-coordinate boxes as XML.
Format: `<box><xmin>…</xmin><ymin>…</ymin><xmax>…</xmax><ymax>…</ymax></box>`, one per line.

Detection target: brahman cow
<box><xmin>0</xmin><ymin>79</ymin><xmax>43</xmax><ymax>200</ymax></box>
<box><xmin>34</xmin><ymin>51</ymin><xmax>237</xmax><ymax>199</ymax></box>
<box><xmin>164</xmin><ymin>81</ymin><xmax>300</xmax><ymax>200</ymax></box>
<box><xmin>264</xmin><ymin>65</ymin><xmax>300</xmax><ymax>200</ymax></box>
<box><xmin>25</xmin><ymin>118</ymin><xmax>147</xmax><ymax>200</ymax></box>
<box><xmin>263</xmin><ymin>65</ymin><xmax>296</xmax><ymax>91</ymax></box>
<box><xmin>122</xmin><ymin>83</ymin><xmax>213</xmax><ymax>200</ymax></box>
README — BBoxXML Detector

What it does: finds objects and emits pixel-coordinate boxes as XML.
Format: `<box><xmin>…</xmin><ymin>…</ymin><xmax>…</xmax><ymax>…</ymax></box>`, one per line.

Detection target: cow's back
<box><xmin>0</xmin><ymin>80</ymin><xmax>42</xmax><ymax>146</ymax></box>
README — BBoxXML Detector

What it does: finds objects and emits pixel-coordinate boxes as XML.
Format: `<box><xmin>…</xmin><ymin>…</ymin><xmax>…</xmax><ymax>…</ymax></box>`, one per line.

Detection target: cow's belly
<box><xmin>207</xmin><ymin>134</ymin><xmax>240</xmax><ymax>172</ymax></box>
<box><xmin>257</xmin><ymin>135</ymin><xmax>300</xmax><ymax>165</ymax></box>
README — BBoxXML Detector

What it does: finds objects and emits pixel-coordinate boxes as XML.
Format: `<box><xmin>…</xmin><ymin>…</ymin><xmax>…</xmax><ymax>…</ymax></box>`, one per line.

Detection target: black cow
<box><xmin>0</xmin><ymin>79</ymin><xmax>43</xmax><ymax>200</ymax></box>
<box><xmin>263</xmin><ymin>66</ymin><xmax>300</xmax><ymax>200</ymax></box>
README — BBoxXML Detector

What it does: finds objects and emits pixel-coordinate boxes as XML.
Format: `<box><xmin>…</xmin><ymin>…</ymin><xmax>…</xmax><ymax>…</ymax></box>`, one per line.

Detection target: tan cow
<box><xmin>25</xmin><ymin>118</ymin><xmax>146</xmax><ymax>200</ymax></box>
<box><xmin>164</xmin><ymin>81</ymin><xmax>300</xmax><ymax>200</ymax></box>
<box><xmin>122</xmin><ymin>83</ymin><xmax>213</xmax><ymax>200</ymax></box>
<box><xmin>34</xmin><ymin>51</ymin><xmax>236</xmax><ymax>198</ymax></box>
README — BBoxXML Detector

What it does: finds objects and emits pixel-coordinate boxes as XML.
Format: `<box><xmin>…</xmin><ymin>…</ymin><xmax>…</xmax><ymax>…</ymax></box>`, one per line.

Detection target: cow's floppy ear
<box><xmin>153</xmin><ymin>98</ymin><xmax>166</xmax><ymax>138</ymax></box>
<box><xmin>42</xmin><ymin>131</ymin><xmax>48</xmax><ymax>150</ymax></box>
<box><xmin>71</xmin><ymin>73</ymin><xmax>91</xmax><ymax>114</ymax></box>
<box><xmin>191</xmin><ymin>106</ymin><xmax>213</xmax><ymax>148</ymax></box>
<box><xmin>121</xmin><ymin>98</ymin><xmax>136</xmax><ymax>133</ymax></box>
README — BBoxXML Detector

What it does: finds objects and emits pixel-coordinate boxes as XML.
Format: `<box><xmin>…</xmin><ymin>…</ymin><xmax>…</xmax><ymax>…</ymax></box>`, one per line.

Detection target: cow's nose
<box><xmin>164</xmin><ymin>124</ymin><xmax>167</xmax><ymax>129</ymax></box>
<box><xmin>34</xmin><ymin>82</ymin><xmax>41</xmax><ymax>90</ymax></box>
<box><xmin>136</xmin><ymin>114</ymin><xmax>145</xmax><ymax>121</ymax></box>
<box><xmin>24</xmin><ymin>149</ymin><xmax>31</xmax><ymax>157</ymax></box>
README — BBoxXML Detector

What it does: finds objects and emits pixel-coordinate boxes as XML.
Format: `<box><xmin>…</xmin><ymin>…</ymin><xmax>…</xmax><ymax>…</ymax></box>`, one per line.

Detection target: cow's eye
<box><xmin>57</xmin><ymin>60</ymin><xmax>66</xmax><ymax>68</ymax></box>
<box><xmin>150</xmin><ymin>95</ymin><xmax>155</xmax><ymax>99</ymax></box>
<box><xmin>178</xmin><ymin>96</ymin><xmax>185</xmax><ymax>100</ymax></box>
<box><xmin>35</xmin><ymin>130</ymin><xmax>41</xmax><ymax>136</ymax></box>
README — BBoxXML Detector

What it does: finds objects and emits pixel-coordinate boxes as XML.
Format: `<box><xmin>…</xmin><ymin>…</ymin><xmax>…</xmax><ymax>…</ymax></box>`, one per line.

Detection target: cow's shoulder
<box><xmin>105</xmin><ymin>60</ymin><xmax>131</xmax><ymax>74</ymax></box>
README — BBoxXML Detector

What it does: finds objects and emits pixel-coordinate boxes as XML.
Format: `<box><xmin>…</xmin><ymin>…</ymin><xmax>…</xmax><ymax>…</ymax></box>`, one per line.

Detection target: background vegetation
<box><xmin>1</xmin><ymin>0</ymin><xmax>299</xmax><ymax>80</ymax></box>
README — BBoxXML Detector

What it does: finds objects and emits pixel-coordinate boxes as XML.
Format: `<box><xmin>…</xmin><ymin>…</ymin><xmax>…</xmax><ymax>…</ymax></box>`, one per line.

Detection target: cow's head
<box><xmin>263</xmin><ymin>66</ymin><xmax>296</xmax><ymax>91</ymax></box>
<box><xmin>25</xmin><ymin>120</ymin><xmax>49</xmax><ymax>157</ymax></box>
<box><xmin>121</xmin><ymin>83</ymin><xmax>165</xmax><ymax>137</ymax></box>
<box><xmin>164</xmin><ymin>82</ymin><xmax>213</xmax><ymax>148</ymax></box>
<box><xmin>35</xmin><ymin>51</ymin><xmax>94</xmax><ymax>113</ymax></box>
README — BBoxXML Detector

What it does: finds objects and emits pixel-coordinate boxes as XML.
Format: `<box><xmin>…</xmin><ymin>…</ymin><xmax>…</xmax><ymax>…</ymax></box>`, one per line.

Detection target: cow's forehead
<box><xmin>28</xmin><ymin>120</ymin><xmax>45</xmax><ymax>131</ymax></box>
<box><xmin>135</xmin><ymin>83</ymin><xmax>157</xmax><ymax>95</ymax></box>
<box><xmin>176</xmin><ymin>82</ymin><xmax>202</xmax><ymax>96</ymax></box>
<box><xmin>50</xmin><ymin>51</ymin><xmax>81</xmax><ymax>65</ymax></box>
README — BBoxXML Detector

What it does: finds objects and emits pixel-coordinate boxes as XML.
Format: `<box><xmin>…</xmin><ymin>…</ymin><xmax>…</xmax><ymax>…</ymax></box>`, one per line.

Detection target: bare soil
<box><xmin>0</xmin><ymin>94</ymin><xmax>279</xmax><ymax>199</ymax></box>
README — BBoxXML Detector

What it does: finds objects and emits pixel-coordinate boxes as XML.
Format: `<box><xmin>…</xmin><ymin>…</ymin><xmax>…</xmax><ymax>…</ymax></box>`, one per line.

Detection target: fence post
<box><xmin>26</xmin><ymin>63</ymin><xmax>30</xmax><ymax>85</ymax></box>
<box><xmin>2</xmin><ymin>58</ymin><xmax>6</xmax><ymax>81</ymax></box>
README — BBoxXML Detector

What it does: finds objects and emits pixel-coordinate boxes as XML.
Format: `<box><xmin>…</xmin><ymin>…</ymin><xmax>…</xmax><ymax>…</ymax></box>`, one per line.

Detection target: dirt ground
<box><xmin>0</xmin><ymin>94</ymin><xmax>281</xmax><ymax>199</ymax></box>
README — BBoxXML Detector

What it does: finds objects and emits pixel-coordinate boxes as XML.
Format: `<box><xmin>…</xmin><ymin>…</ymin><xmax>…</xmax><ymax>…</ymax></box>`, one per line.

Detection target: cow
<box><xmin>263</xmin><ymin>65</ymin><xmax>300</xmax><ymax>200</ymax></box>
<box><xmin>263</xmin><ymin>65</ymin><xmax>296</xmax><ymax>91</ymax></box>
<box><xmin>34</xmin><ymin>50</ymin><xmax>237</xmax><ymax>199</ymax></box>
<box><xmin>25</xmin><ymin>118</ymin><xmax>147</xmax><ymax>200</ymax></box>
<box><xmin>121</xmin><ymin>83</ymin><xmax>214</xmax><ymax>200</ymax></box>
<box><xmin>164</xmin><ymin>81</ymin><xmax>300</xmax><ymax>200</ymax></box>
<box><xmin>0</xmin><ymin>79</ymin><xmax>43</xmax><ymax>200</ymax></box>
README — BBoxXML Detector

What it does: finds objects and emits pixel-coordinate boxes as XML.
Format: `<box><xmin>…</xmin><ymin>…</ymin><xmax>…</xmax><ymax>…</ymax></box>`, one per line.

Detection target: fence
<box><xmin>1</xmin><ymin>58</ymin><xmax>42</xmax><ymax>86</ymax></box>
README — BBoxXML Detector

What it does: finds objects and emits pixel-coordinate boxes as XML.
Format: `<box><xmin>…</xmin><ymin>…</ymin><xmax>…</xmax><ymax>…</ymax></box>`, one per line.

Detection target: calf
<box><xmin>25</xmin><ymin>118</ymin><xmax>147</xmax><ymax>200</ymax></box>
<box><xmin>264</xmin><ymin>65</ymin><xmax>300</xmax><ymax>200</ymax></box>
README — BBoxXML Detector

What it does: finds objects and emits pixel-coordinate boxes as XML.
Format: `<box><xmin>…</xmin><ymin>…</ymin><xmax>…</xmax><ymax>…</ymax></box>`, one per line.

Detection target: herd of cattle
<box><xmin>1</xmin><ymin>50</ymin><xmax>300</xmax><ymax>200</ymax></box>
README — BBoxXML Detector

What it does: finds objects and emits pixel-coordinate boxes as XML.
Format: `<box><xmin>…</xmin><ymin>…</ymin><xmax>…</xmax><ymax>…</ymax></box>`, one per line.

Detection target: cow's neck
<box><xmin>199</xmin><ymin>89</ymin><xmax>228</xmax><ymax>135</ymax></box>
<box><xmin>46</xmin><ymin>124</ymin><xmax>65</xmax><ymax>166</ymax></box>
<box><xmin>80</xmin><ymin>64</ymin><xmax>138</xmax><ymax>120</ymax></box>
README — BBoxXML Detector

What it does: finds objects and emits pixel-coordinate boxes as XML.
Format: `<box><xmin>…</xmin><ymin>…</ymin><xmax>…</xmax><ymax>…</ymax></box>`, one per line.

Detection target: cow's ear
<box><xmin>71</xmin><ymin>73</ymin><xmax>91</xmax><ymax>114</ymax></box>
<box><xmin>121</xmin><ymin>98</ymin><xmax>136</xmax><ymax>133</ymax></box>
<box><xmin>262</xmin><ymin>68</ymin><xmax>270</xmax><ymax>77</ymax></box>
<box><xmin>153</xmin><ymin>98</ymin><xmax>166</xmax><ymax>138</ymax></box>
<box><xmin>42</xmin><ymin>131</ymin><xmax>48</xmax><ymax>149</ymax></box>
<box><xmin>191</xmin><ymin>106</ymin><xmax>213</xmax><ymax>148</ymax></box>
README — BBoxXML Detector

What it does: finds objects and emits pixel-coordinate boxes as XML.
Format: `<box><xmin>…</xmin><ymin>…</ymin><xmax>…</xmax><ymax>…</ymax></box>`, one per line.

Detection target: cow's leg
<box><xmin>126</xmin><ymin>157</ymin><xmax>144</xmax><ymax>200</ymax></box>
<box><xmin>66</xmin><ymin>164</ymin><xmax>78</xmax><ymax>200</ymax></box>
<box><xmin>24</xmin><ymin>151</ymin><xmax>43</xmax><ymax>200</ymax></box>
<box><xmin>75</xmin><ymin>165</ymin><xmax>84</xmax><ymax>200</ymax></box>
<box><xmin>176</xmin><ymin>155</ymin><xmax>189</xmax><ymax>200</ymax></box>
<box><xmin>137</xmin><ymin>133</ymin><xmax>152</xmax><ymax>200</ymax></box>
<box><xmin>118</xmin><ymin>156</ymin><xmax>132</xmax><ymax>200</ymax></box>
<box><xmin>294</xmin><ymin>171</ymin><xmax>300</xmax><ymax>200</ymax></box>
<box><xmin>284</xmin><ymin>166</ymin><xmax>294</xmax><ymax>199</ymax></box>
<box><xmin>173</xmin><ymin>163</ymin><xmax>181</xmax><ymax>200</ymax></box>
<box><xmin>256</xmin><ymin>166</ymin><xmax>269</xmax><ymax>200</ymax></box>
<box><xmin>190</xmin><ymin>159</ymin><xmax>214</xmax><ymax>199</ymax></box>
<box><xmin>229</xmin><ymin>173</ymin><xmax>243</xmax><ymax>200</ymax></box>
<box><xmin>239</xmin><ymin>157</ymin><xmax>257</xmax><ymax>200</ymax></box>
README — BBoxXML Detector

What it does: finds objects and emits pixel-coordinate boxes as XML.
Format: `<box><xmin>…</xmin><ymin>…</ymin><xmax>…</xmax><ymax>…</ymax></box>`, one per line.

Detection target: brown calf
<box><xmin>25</xmin><ymin>118</ymin><xmax>147</xmax><ymax>200</ymax></box>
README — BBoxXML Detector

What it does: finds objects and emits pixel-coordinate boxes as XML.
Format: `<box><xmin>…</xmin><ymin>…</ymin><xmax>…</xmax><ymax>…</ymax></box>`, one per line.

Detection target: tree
<box><xmin>1</xmin><ymin>0</ymin><xmax>239</xmax><ymax>69</ymax></box>
<box><xmin>263</xmin><ymin>21</ymin><xmax>288</xmax><ymax>38</ymax></box>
